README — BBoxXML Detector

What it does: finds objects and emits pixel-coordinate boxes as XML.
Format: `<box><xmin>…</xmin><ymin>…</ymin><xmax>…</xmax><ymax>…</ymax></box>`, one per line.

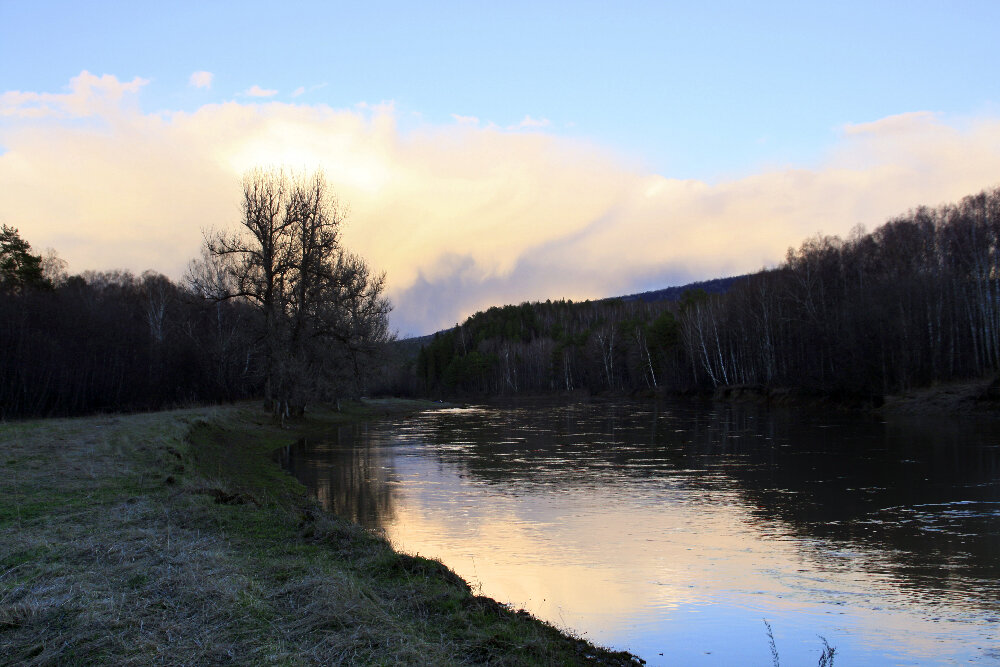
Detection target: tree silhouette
<box><xmin>0</xmin><ymin>225</ymin><xmax>49</xmax><ymax>293</ymax></box>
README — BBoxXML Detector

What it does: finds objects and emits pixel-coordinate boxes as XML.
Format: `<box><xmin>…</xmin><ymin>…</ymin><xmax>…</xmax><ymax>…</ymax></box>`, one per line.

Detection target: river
<box><xmin>279</xmin><ymin>399</ymin><xmax>1000</xmax><ymax>665</ymax></box>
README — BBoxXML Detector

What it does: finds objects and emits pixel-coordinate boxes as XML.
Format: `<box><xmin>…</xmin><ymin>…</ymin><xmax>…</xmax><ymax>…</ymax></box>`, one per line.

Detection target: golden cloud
<box><xmin>1</xmin><ymin>73</ymin><xmax>999</xmax><ymax>335</ymax></box>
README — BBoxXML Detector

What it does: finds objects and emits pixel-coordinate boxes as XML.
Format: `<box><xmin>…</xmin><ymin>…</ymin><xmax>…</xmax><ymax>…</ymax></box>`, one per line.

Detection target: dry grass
<box><xmin>0</xmin><ymin>402</ymin><xmax>642</xmax><ymax>666</ymax></box>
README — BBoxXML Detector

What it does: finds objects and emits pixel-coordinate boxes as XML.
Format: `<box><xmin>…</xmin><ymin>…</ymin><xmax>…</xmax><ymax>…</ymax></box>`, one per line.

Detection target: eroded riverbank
<box><xmin>708</xmin><ymin>374</ymin><xmax>1000</xmax><ymax>415</ymax></box>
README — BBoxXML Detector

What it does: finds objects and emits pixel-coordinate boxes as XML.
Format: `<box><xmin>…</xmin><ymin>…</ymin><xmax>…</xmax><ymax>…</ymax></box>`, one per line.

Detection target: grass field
<box><xmin>0</xmin><ymin>400</ymin><xmax>642</xmax><ymax>665</ymax></box>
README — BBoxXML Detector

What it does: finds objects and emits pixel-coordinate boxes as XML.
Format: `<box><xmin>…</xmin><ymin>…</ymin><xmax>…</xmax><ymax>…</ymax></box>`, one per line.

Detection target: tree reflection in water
<box><xmin>278</xmin><ymin>423</ymin><xmax>397</xmax><ymax>529</ymax></box>
<box><xmin>281</xmin><ymin>401</ymin><xmax>1000</xmax><ymax>665</ymax></box>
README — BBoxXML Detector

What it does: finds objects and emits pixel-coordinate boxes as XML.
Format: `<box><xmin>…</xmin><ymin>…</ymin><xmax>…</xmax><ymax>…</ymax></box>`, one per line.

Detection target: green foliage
<box><xmin>442</xmin><ymin>350</ymin><xmax>495</xmax><ymax>389</ymax></box>
<box><xmin>467</xmin><ymin>302</ymin><xmax>540</xmax><ymax>344</ymax></box>
<box><xmin>679</xmin><ymin>288</ymin><xmax>709</xmax><ymax>312</ymax></box>
<box><xmin>0</xmin><ymin>225</ymin><xmax>49</xmax><ymax>293</ymax></box>
<box><xmin>415</xmin><ymin>294</ymin><xmax>683</xmax><ymax>395</ymax></box>
<box><xmin>649</xmin><ymin>310</ymin><xmax>680</xmax><ymax>349</ymax></box>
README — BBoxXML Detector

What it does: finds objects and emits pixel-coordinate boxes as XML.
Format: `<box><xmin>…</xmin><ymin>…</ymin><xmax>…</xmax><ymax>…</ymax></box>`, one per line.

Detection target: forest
<box><xmin>0</xmin><ymin>169</ymin><xmax>391</xmax><ymax>420</ymax></box>
<box><xmin>398</xmin><ymin>186</ymin><xmax>1000</xmax><ymax>401</ymax></box>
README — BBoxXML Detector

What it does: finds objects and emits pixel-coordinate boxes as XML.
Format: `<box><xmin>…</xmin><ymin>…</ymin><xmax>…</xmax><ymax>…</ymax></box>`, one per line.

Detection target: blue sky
<box><xmin>7</xmin><ymin>1</ymin><xmax>998</xmax><ymax>178</ymax></box>
<box><xmin>2</xmin><ymin>1</ymin><xmax>1000</xmax><ymax>334</ymax></box>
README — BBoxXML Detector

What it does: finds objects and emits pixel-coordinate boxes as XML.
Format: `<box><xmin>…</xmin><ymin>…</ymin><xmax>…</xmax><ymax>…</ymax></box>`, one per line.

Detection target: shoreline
<box><xmin>0</xmin><ymin>399</ymin><xmax>643</xmax><ymax>665</ymax></box>
<box><xmin>708</xmin><ymin>376</ymin><xmax>1000</xmax><ymax>415</ymax></box>
<box><xmin>418</xmin><ymin>378</ymin><xmax>1000</xmax><ymax>415</ymax></box>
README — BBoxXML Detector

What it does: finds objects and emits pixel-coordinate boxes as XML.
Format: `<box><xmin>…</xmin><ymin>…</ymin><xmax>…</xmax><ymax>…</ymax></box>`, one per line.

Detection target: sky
<box><xmin>2</xmin><ymin>2</ymin><xmax>1000</xmax><ymax>336</ymax></box>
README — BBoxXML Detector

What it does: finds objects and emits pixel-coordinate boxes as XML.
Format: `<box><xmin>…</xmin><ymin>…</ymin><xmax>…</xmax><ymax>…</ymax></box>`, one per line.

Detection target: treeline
<box><xmin>614</xmin><ymin>275</ymin><xmax>742</xmax><ymax>304</ymax></box>
<box><xmin>0</xmin><ymin>268</ymin><xmax>261</xmax><ymax>418</ymax></box>
<box><xmin>686</xmin><ymin>187</ymin><xmax>1000</xmax><ymax>395</ymax></box>
<box><xmin>393</xmin><ymin>186</ymin><xmax>1000</xmax><ymax>399</ymax></box>
<box><xmin>397</xmin><ymin>298</ymin><xmax>686</xmax><ymax>396</ymax></box>
<box><xmin>0</xmin><ymin>169</ymin><xmax>391</xmax><ymax>420</ymax></box>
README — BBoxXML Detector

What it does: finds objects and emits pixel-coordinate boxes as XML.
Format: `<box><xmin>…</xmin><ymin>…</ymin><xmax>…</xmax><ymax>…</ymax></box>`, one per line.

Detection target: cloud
<box><xmin>451</xmin><ymin>113</ymin><xmax>479</xmax><ymax>125</ymax></box>
<box><xmin>842</xmin><ymin>111</ymin><xmax>938</xmax><ymax>137</ymax></box>
<box><xmin>189</xmin><ymin>71</ymin><xmax>213</xmax><ymax>89</ymax></box>
<box><xmin>0</xmin><ymin>71</ymin><xmax>148</xmax><ymax>118</ymax></box>
<box><xmin>243</xmin><ymin>84</ymin><xmax>277</xmax><ymax>98</ymax></box>
<box><xmin>510</xmin><ymin>114</ymin><xmax>550</xmax><ymax>130</ymax></box>
<box><xmin>2</xmin><ymin>73</ymin><xmax>1000</xmax><ymax>336</ymax></box>
<box><xmin>291</xmin><ymin>83</ymin><xmax>328</xmax><ymax>98</ymax></box>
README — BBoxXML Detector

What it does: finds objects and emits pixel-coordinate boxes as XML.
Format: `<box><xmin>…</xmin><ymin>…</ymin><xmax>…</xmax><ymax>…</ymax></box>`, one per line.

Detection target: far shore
<box><xmin>706</xmin><ymin>375</ymin><xmax>1000</xmax><ymax>415</ymax></box>
<box><xmin>415</xmin><ymin>374</ymin><xmax>1000</xmax><ymax>416</ymax></box>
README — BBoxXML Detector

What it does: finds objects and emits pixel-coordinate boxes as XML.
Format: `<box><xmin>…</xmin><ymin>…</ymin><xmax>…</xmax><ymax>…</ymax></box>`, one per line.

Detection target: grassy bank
<box><xmin>0</xmin><ymin>400</ymin><xmax>642</xmax><ymax>665</ymax></box>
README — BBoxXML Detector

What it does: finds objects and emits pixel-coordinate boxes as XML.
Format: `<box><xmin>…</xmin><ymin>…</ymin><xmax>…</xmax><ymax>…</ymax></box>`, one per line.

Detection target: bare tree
<box><xmin>192</xmin><ymin>168</ymin><xmax>391</xmax><ymax>421</ymax></box>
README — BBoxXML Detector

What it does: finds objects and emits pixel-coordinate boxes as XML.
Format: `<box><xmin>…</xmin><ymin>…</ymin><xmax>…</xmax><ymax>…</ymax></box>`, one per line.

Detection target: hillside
<box><xmin>380</xmin><ymin>186</ymin><xmax>1000</xmax><ymax>402</ymax></box>
<box><xmin>401</xmin><ymin>275</ymin><xmax>743</xmax><ymax>344</ymax></box>
<box><xmin>380</xmin><ymin>276</ymin><xmax>740</xmax><ymax>396</ymax></box>
<box><xmin>607</xmin><ymin>275</ymin><xmax>745</xmax><ymax>304</ymax></box>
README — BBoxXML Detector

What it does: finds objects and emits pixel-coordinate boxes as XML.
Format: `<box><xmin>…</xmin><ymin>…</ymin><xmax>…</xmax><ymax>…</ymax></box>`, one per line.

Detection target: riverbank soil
<box><xmin>0</xmin><ymin>400</ymin><xmax>641</xmax><ymax>665</ymax></box>
<box><xmin>879</xmin><ymin>376</ymin><xmax>1000</xmax><ymax>414</ymax></box>
<box><xmin>709</xmin><ymin>375</ymin><xmax>1000</xmax><ymax>414</ymax></box>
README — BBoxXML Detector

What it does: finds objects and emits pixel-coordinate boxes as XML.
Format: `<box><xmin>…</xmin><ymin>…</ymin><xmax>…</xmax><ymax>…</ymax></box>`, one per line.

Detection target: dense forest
<box><xmin>395</xmin><ymin>186</ymin><xmax>1000</xmax><ymax>401</ymax></box>
<box><xmin>0</xmin><ymin>169</ymin><xmax>391</xmax><ymax>420</ymax></box>
<box><xmin>0</xmin><ymin>262</ymin><xmax>258</xmax><ymax>418</ymax></box>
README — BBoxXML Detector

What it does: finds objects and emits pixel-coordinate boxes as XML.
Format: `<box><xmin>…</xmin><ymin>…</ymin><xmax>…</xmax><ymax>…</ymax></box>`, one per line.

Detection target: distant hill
<box><xmin>398</xmin><ymin>275</ymin><xmax>746</xmax><ymax>343</ymax></box>
<box><xmin>608</xmin><ymin>275</ymin><xmax>747</xmax><ymax>304</ymax></box>
<box><xmin>382</xmin><ymin>185</ymin><xmax>1000</xmax><ymax>401</ymax></box>
<box><xmin>392</xmin><ymin>333</ymin><xmax>435</xmax><ymax>355</ymax></box>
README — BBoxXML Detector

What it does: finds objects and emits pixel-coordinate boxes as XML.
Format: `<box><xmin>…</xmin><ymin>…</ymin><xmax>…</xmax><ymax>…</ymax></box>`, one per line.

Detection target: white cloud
<box><xmin>842</xmin><ymin>111</ymin><xmax>938</xmax><ymax>137</ymax></box>
<box><xmin>451</xmin><ymin>113</ymin><xmax>479</xmax><ymax>125</ymax></box>
<box><xmin>0</xmin><ymin>71</ymin><xmax>148</xmax><ymax>118</ymax></box>
<box><xmin>244</xmin><ymin>84</ymin><xmax>277</xmax><ymax>98</ymax></box>
<box><xmin>290</xmin><ymin>83</ymin><xmax>328</xmax><ymax>98</ymax></box>
<box><xmin>2</xmin><ymin>73</ymin><xmax>1000</xmax><ymax>335</ymax></box>
<box><xmin>511</xmin><ymin>114</ymin><xmax>550</xmax><ymax>130</ymax></box>
<box><xmin>189</xmin><ymin>71</ymin><xmax>213</xmax><ymax>89</ymax></box>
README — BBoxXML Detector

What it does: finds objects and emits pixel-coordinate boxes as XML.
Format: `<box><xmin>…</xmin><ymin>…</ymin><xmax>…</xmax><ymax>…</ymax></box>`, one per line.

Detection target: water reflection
<box><xmin>282</xmin><ymin>400</ymin><xmax>1000</xmax><ymax>665</ymax></box>
<box><xmin>278</xmin><ymin>424</ymin><xmax>397</xmax><ymax>528</ymax></box>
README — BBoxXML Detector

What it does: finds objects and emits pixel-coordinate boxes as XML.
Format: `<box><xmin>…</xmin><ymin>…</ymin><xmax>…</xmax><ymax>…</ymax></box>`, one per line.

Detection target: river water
<box><xmin>279</xmin><ymin>400</ymin><xmax>1000</xmax><ymax>665</ymax></box>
